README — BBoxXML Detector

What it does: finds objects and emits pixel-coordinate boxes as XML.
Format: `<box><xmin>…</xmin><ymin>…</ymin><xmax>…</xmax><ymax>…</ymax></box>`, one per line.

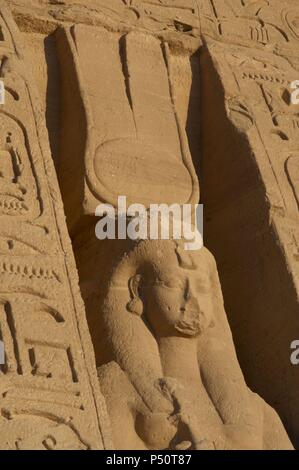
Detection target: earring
<box><xmin>126</xmin><ymin>297</ymin><xmax>143</xmax><ymax>316</ymax></box>
<box><xmin>127</xmin><ymin>274</ymin><xmax>143</xmax><ymax>316</ymax></box>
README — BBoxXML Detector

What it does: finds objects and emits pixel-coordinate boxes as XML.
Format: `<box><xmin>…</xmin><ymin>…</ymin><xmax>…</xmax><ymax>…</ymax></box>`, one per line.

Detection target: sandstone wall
<box><xmin>1</xmin><ymin>0</ymin><xmax>299</xmax><ymax>450</ymax></box>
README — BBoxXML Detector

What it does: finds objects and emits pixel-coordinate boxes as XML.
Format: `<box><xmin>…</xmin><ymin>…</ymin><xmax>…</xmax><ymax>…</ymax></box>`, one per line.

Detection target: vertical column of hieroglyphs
<box><xmin>199</xmin><ymin>0</ymin><xmax>299</xmax><ymax>446</ymax></box>
<box><xmin>0</xmin><ymin>5</ymin><xmax>112</xmax><ymax>449</ymax></box>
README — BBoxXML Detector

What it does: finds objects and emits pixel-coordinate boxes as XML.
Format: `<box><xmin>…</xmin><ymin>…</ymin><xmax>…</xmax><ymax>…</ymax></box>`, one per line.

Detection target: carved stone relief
<box><xmin>0</xmin><ymin>0</ymin><xmax>298</xmax><ymax>451</ymax></box>
<box><xmin>0</xmin><ymin>4</ymin><xmax>112</xmax><ymax>450</ymax></box>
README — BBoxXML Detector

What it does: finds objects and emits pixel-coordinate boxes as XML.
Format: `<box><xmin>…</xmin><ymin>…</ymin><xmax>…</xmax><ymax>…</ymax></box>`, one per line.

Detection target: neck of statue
<box><xmin>156</xmin><ymin>335</ymin><xmax>200</xmax><ymax>383</ymax></box>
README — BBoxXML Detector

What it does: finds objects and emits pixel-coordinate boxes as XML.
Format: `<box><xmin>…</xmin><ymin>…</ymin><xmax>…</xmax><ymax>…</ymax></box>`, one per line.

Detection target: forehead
<box><xmin>149</xmin><ymin>245</ymin><xmax>211</xmax><ymax>280</ymax></box>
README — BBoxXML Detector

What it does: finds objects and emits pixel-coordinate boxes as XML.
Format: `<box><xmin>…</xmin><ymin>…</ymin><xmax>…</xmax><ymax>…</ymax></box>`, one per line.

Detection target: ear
<box><xmin>127</xmin><ymin>274</ymin><xmax>143</xmax><ymax>316</ymax></box>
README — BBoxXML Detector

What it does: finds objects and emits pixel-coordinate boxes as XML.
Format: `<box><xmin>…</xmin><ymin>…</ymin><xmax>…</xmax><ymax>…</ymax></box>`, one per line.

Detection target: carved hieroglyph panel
<box><xmin>0</xmin><ymin>6</ymin><xmax>112</xmax><ymax>450</ymax></box>
<box><xmin>30</xmin><ymin>0</ymin><xmax>200</xmax><ymax>45</ymax></box>
<box><xmin>71</xmin><ymin>0</ymin><xmax>200</xmax><ymax>35</ymax></box>
<box><xmin>201</xmin><ymin>36</ymin><xmax>299</xmax><ymax>445</ymax></box>
<box><xmin>200</xmin><ymin>0</ymin><xmax>299</xmax><ymax>63</ymax></box>
<box><xmin>205</xmin><ymin>40</ymin><xmax>299</xmax><ymax>233</ymax></box>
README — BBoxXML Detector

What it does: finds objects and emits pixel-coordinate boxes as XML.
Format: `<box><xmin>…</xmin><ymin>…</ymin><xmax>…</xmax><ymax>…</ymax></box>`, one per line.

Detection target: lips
<box><xmin>175</xmin><ymin>308</ymin><xmax>207</xmax><ymax>336</ymax></box>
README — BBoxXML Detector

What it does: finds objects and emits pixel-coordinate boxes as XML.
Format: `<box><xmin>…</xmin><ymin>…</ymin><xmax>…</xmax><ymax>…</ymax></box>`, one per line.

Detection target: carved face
<box><xmin>138</xmin><ymin>243</ymin><xmax>214</xmax><ymax>337</ymax></box>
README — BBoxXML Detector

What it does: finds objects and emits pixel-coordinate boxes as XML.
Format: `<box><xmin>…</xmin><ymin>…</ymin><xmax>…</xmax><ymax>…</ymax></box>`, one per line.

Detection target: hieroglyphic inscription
<box><xmin>0</xmin><ymin>5</ymin><xmax>112</xmax><ymax>450</ymax></box>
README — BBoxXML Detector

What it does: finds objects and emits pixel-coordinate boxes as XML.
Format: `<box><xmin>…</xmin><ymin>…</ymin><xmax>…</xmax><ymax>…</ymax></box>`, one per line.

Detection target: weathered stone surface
<box><xmin>199</xmin><ymin>1</ymin><xmax>299</xmax><ymax>447</ymax></box>
<box><xmin>0</xmin><ymin>3</ymin><xmax>112</xmax><ymax>450</ymax></box>
<box><xmin>56</xmin><ymin>23</ymin><xmax>199</xmax><ymax>233</ymax></box>
<box><xmin>1</xmin><ymin>0</ymin><xmax>298</xmax><ymax>450</ymax></box>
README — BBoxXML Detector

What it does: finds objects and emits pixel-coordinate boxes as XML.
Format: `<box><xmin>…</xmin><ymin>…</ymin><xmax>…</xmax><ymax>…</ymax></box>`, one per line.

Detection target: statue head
<box><xmin>126</xmin><ymin>239</ymin><xmax>216</xmax><ymax>338</ymax></box>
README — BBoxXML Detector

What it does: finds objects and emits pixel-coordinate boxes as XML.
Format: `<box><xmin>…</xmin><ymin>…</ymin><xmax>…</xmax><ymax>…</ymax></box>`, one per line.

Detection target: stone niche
<box><xmin>0</xmin><ymin>0</ymin><xmax>298</xmax><ymax>450</ymax></box>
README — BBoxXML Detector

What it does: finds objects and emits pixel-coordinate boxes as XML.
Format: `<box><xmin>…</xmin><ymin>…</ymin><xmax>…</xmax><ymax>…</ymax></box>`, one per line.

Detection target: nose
<box><xmin>183</xmin><ymin>281</ymin><xmax>200</xmax><ymax>312</ymax></box>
